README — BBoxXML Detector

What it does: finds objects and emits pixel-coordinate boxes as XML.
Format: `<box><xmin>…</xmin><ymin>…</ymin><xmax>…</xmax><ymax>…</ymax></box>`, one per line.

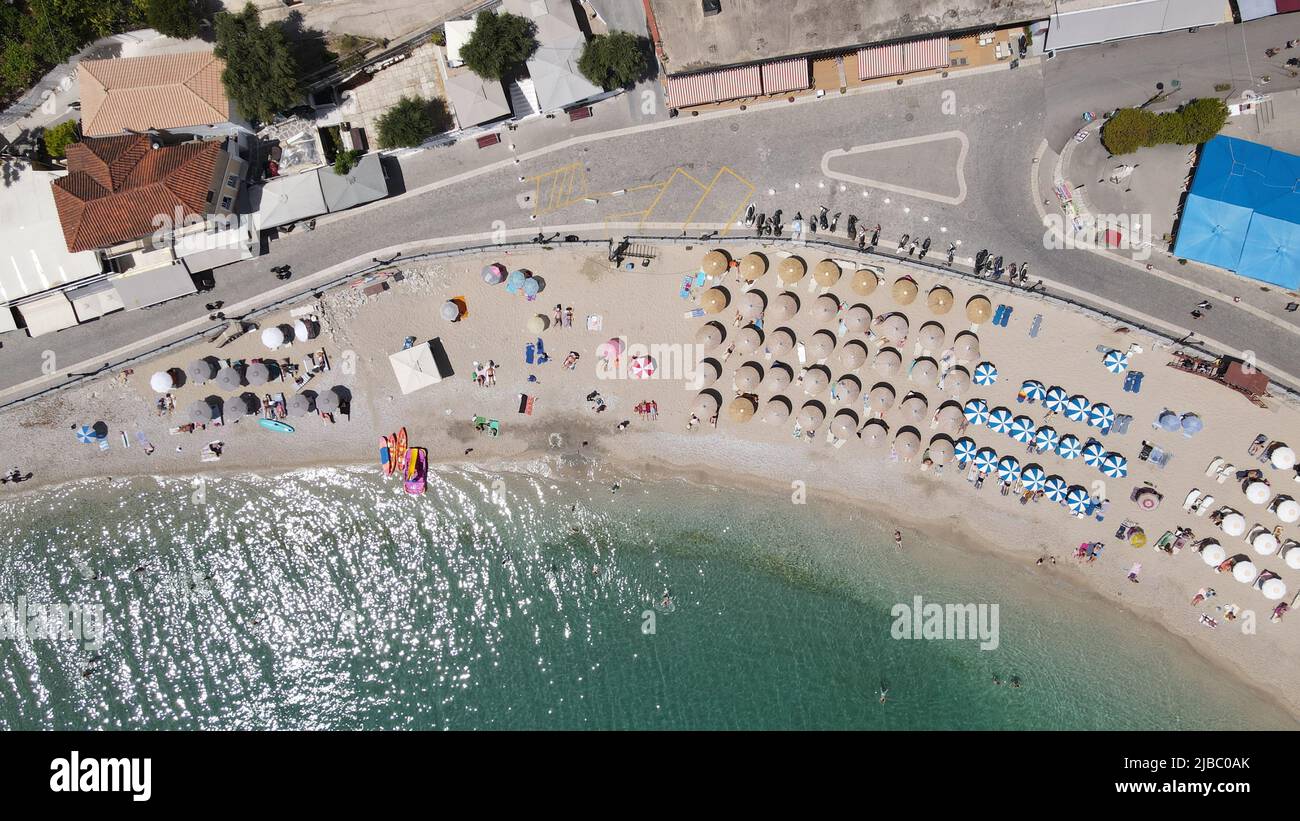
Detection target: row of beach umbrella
<box><xmin>962</xmin><ymin>398</ymin><xmax>1127</xmax><ymax>477</ymax></box>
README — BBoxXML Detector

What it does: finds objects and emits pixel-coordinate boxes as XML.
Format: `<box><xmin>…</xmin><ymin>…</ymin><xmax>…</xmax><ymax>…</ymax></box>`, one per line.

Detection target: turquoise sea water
<box><xmin>0</xmin><ymin>463</ymin><xmax>1292</xmax><ymax>730</ymax></box>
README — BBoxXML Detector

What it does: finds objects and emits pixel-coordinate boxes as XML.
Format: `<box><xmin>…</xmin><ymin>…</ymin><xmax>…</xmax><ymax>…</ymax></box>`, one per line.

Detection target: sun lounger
<box><xmin>1029</xmin><ymin>314</ymin><xmax>1042</xmax><ymax>338</ymax></box>
<box><xmin>1205</xmin><ymin>457</ymin><xmax>1224</xmax><ymax>476</ymax></box>
<box><xmin>679</xmin><ymin>277</ymin><xmax>693</xmax><ymax>299</ymax></box>
<box><xmin>1112</xmin><ymin>414</ymin><xmax>1132</xmax><ymax>435</ymax></box>
<box><xmin>489</xmin><ymin>420</ymin><xmax>500</xmax><ymax>436</ymax></box>
<box><xmin>1195</xmin><ymin>494</ymin><xmax>1214</xmax><ymax>515</ymax></box>
<box><xmin>1217</xmin><ymin>463</ymin><xmax>1234</xmax><ymax>483</ymax></box>
<box><xmin>1184</xmin><ymin>489</ymin><xmax>1202</xmax><ymax>511</ymax></box>
<box><xmin>525</xmin><ymin>343</ymin><xmax>535</xmax><ymax>364</ymax></box>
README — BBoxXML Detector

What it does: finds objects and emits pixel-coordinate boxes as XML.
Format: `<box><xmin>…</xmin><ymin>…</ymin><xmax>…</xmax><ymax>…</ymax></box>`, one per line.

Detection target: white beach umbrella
<box><xmin>293</xmin><ymin>319</ymin><xmax>317</xmax><ymax>341</ymax></box>
<box><xmin>803</xmin><ymin>368</ymin><xmax>829</xmax><ymax>396</ymax></box>
<box><xmin>761</xmin><ymin>398</ymin><xmax>790</xmax><ymax>424</ymax></box>
<box><xmin>1245</xmin><ymin>481</ymin><xmax>1271</xmax><ymax>504</ymax></box>
<box><xmin>1252</xmin><ymin>531</ymin><xmax>1279</xmax><ymax>555</ymax></box>
<box><xmin>1221</xmin><ymin>512</ymin><xmax>1246</xmax><ymax>537</ymax></box>
<box><xmin>1200</xmin><ymin>541</ymin><xmax>1226</xmax><ymax>566</ymax></box>
<box><xmin>1282</xmin><ymin>542</ymin><xmax>1300</xmax><ymax>570</ymax></box>
<box><xmin>1261</xmin><ymin>578</ymin><xmax>1287</xmax><ymax>601</ymax></box>
<box><xmin>150</xmin><ymin>371</ymin><xmax>174</xmax><ymax>393</ymax></box>
<box><xmin>1232</xmin><ymin>560</ymin><xmax>1257</xmax><ymax>584</ymax></box>
<box><xmin>735</xmin><ymin>326</ymin><xmax>763</xmax><ymax>355</ymax></box>
<box><xmin>1274</xmin><ymin>497</ymin><xmax>1300</xmax><ymax>523</ymax></box>
<box><xmin>261</xmin><ymin>326</ymin><xmax>286</xmax><ymax>349</ymax></box>
<box><xmin>734</xmin><ymin>363</ymin><xmax>763</xmax><ymax>393</ymax></box>
<box><xmin>763</xmin><ymin>364</ymin><xmax>792</xmax><ymax>392</ymax></box>
<box><xmin>1270</xmin><ymin>445</ymin><xmax>1296</xmax><ymax>470</ymax></box>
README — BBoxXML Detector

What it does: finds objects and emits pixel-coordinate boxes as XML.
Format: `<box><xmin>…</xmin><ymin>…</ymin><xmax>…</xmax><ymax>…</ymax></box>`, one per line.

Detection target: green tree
<box><xmin>1180</xmin><ymin>97</ymin><xmax>1229</xmax><ymax>144</ymax></box>
<box><xmin>375</xmin><ymin>95</ymin><xmax>451</xmax><ymax>148</ymax></box>
<box><xmin>578</xmin><ymin>31</ymin><xmax>649</xmax><ymax>90</ymax></box>
<box><xmin>1101</xmin><ymin>108</ymin><xmax>1157</xmax><ymax>155</ymax></box>
<box><xmin>332</xmin><ymin>148</ymin><xmax>360</xmax><ymax>175</ymax></box>
<box><xmin>42</xmin><ymin>118</ymin><xmax>79</xmax><ymax>158</ymax></box>
<box><xmin>142</xmin><ymin>0</ymin><xmax>200</xmax><ymax>40</ymax></box>
<box><xmin>0</xmin><ymin>41</ymin><xmax>38</xmax><ymax>98</ymax></box>
<box><xmin>460</xmin><ymin>10</ymin><xmax>536</xmax><ymax>80</ymax></box>
<box><xmin>212</xmin><ymin>3</ymin><xmax>302</xmax><ymax>124</ymax></box>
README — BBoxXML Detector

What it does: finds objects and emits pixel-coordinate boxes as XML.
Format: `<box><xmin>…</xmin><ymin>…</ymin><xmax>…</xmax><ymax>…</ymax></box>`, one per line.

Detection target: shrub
<box><xmin>143</xmin><ymin>0</ymin><xmax>201</xmax><ymax>40</ymax></box>
<box><xmin>578</xmin><ymin>31</ymin><xmax>650</xmax><ymax>90</ymax></box>
<box><xmin>375</xmin><ymin>96</ymin><xmax>452</xmax><ymax>148</ymax></box>
<box><xmin>460</xmin><ymin>10</ymin><xmax>536</xmax><ymax>80</ymax></box>
<box><xmin>1180</xmin><ymin>97</ymin><xmax>1229</xmax><ymax>144</ymax></box>
<box><xmin>333</xmin><ymin>148</ymin><xmax>360</xmax><ymax>175</ymax></box>
<box><xmin>42</xmin><ymin>118</ymin><xmax>79</xmax><ymax>159</ymax></box>
<box><xmin>1101</xmin><ymin>98</ymin><xmax>1228</xmax><ymax>155</ymax></box>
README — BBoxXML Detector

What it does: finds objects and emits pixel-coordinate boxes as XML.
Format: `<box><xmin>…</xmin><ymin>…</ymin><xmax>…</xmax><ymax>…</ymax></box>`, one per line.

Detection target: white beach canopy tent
<box><xmin>389</xmin><ymin>339</ymin><xmax>449</xmax><ymax>395</ymax></box>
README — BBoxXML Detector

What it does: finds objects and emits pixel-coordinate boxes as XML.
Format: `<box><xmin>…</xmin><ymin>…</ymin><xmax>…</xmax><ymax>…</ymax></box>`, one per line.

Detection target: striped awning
<box><xmin>858</xmin><ymin>42</ymin><xmax>906</xmax><ymax>80</ymax></box>
<box><xmin>903</xmin><ymin>37</ymin><xmax>950</xmax><ymax>73</ymax></box>
<box><xmin>761</xmin><ymin>58</ymin><xmax>810</xmax><ymax>94</ymax></box>
<box><xmin>713</xmin><ymin>65</ymin><xmax>762</xmax><ymax>102</ymax></box>
<box><xmin>858</xmin><ymin>37</ymin><xmax>950</xmax><ymax>80</ymax></box>
<box><xmin>665</xmin><ymin>73</ymin><xmax>715</xmax><ymax>109</ymax></box>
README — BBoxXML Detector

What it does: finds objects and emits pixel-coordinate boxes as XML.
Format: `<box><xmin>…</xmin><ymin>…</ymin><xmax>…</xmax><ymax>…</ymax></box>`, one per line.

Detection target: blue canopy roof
<box><xmin>1175</xmin><ymin>136</ymin><xmax>1300</xmax><ymax>288</ymax></box>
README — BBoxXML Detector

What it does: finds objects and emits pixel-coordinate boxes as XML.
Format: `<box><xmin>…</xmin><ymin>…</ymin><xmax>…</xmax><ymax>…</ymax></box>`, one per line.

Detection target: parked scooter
<box><xmin>846</xmin><ymin>214</ymin><xmax>858</xmax><ymax>239</ymax></box>
<box><xmin>756</xmin><ymin>213</ymin><xmax>767</xmax><ymax>235</ymax></box>
<box><xmin>1008</xmin><ymin>262</ymin><xmax>1018</xmax><ymax>281</ymax></box>
<box><xmin>870</xmin><ymin>224</ymin><xmax>881</xmax><ymax>248</ymax></box>
<box><xmin>742</xmin><ymin>203</ymin><xmax>756</xmax><ymax>228</ymax></box>
<box><xmin>1018</xmin><ymin>263</ymin><xmax>1029</xmax><ymax>284</ymax></box>
<box><xmin>809</xmin><ymin>212</ymin><xmax>818</xmax><ymax>234</ymax></box>
<box><xmin>907</xmin><ymin>239</ymin><xmax>918</xmax><ymax>257</ymax></box>
<box><xmin>918</xmin><ymin>237</ymin><xmax>931</xmax><ymax>259</ymax></box>
<box><xmin>818</xmin><ymin>206</ymin><xmax>829</xmax><ymax>231</ymax></box>
<box><xmin>974</xmin><ymin>249</ymin><xmax>989</xmax><ymax>274</ymax></box>
<box><xmin>772</xmin><ymin>209</ymin><xmax>783</xmax><ymax>236</ymax></box>
<box><xmin>992</xmin><ymin>255</ymin><xmax>1004</xmax><ymax>279</ymax></box>
<box><xmin>897</xmin><ymin>233</ymin><xmax>910</xmax><ymax>253</ymax></box>
<box><xmin>946</xmin><ymin>242</ymin><xmax>956</xmax><ymax>266</ymax></box>
<box><xmin>829</xmin><ymin>211</ymin><xmax>841</xmax><ymax>232</ymax></box>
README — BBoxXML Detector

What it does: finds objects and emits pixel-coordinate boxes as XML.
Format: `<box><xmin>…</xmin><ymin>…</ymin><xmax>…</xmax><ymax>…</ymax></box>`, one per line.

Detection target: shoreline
<box><xmin>12</xmin><ymin>437</ymin><xmax>1300</xmax><ymax>726</ymax></box>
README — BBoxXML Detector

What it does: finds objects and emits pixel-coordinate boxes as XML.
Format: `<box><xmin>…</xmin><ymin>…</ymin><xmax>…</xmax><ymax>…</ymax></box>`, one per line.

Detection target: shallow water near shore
<box><xmin>0</xmin><ymin>462</ymin><xmax>1292</xmax><ymax>730</ymax></box>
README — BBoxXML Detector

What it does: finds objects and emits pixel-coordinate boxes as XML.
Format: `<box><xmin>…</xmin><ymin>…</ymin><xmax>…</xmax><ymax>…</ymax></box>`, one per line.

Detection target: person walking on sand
<box><xmin>553</xmin><ymin>304</ymin><xmax>562</xmax><ymax>325</ymax></box>
<box><xmin>893</xmin><ymin>530</ymin><xmax>903</xmax><ymax>550</ymax></box>
<box><xmin>564</xmin><ymin>306</ymin><xmax>573</xmax><ymax>328</ymax></box>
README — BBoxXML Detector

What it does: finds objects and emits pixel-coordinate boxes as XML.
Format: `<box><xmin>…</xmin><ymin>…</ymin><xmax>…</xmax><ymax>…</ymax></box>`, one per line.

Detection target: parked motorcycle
<box><xmin>870</xmin><ymin>225</ymin><xmax>881</xmax><ymax>247</ymax></box>
<box><xmin>974</xmin><ymin>249</ymin><xmax>989</xmax><ymax>273</ymax></box>
<box><xmin>829</xmin><ymin>211</ymin><xmax>841</xmax><ymax>232</ymax></box>
<box><xmin>992</xmin><ymin>255</ymin><xmax>1004</xmax><ymax>279</ymax></box>
<box><xmin>897</xmin><ymin>233</ymin><xmax>910</xmax><ymax>253</ymax></box>
<box><xmin>818</xmin><ymin>206</ymin><xmax>829</xmax><ymax>231</ymax></box>
<box><xmin>846</xmin><ymin>214</ymin><xmax>858</xmax><ymax>239</ymax></box>
<box><xmin>742</xmin><ymin>203</ymin><xmax>756</xmax><ymax>228</ymax></box>
<box><xmin>918</xmin><ymin>237</ymin><xmax>931</xmax><ymax>259</ymax></box>
<box><xmin>946</xmin><ymin>243</ymin><xmax>956</xmax><ymax>266</ymax></box>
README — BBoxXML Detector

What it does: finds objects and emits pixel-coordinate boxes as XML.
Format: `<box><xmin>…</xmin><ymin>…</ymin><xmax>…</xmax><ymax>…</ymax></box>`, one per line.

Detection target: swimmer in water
<box><xmin>992</xmin><ymin>674</ymin><xmax>1002</xmax><ymax>685</ymax></box>
<box><xmin>878</xmin><ymin>685</ymin><xmax>889</xmax><ymax>704</ymax></box>
<box><xmin>1010</xmin><ymin>676</ymin><xmax>1022</xmax><ymax>688</ymax></box>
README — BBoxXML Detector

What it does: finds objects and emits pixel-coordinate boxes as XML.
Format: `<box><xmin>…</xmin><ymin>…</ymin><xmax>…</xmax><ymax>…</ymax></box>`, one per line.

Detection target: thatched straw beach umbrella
<box><xmin>701</xmin><ymin>250</ymin><xmax>730</xmax><ymax>277</ymax></box>
<box><xmin>700</xmin><ymin>287</ymin><xmax>728</xmax><ymax>314</ymax></box>
<box><xmin>813</xmin><ymin>259</ymin><xmax>841</xmax><ymax>288</ymax></box>
<box><xmin>927</xmin><ymin>286</ymin><xmax>954</xmax><ymax>314</ymax></box>
<box><xmin>696</xmin><ymin>359</ymin><xmax>722</xmax><ymax>386</ymax></box>
<box><xmin>851</xmin><ymin>268</ymin><xmax>879</xmax><ymax>296</ymax></box>
<box><xmin>834</xmin><ymin>376</ymin><xmax>862</xmax><ymax>404</ymax></box>
<box><xmin>892</xmin><ymin>277</ymin><xmax>918</xmax><ymax>305</ymax></box>
<box><xmin>692</xmin><ymin>392</ymin><xmax>720</xmax><ymax>419</ymax></box>
<box><xmin>942</xmin><ymin>366</ymin><xmax>972</xmax><ymax>397</ymax></box>
<box><xmin>778</xmin><ymin>256</ymin><xmax>806</xmax><ymax>285</ymax></box>
<box><xmin>739</xmin><ymin>290</ymin><xmax>766</xmax><ymax>321</ymax></box>
<box><xmin>935</xmin><ymin>402</ymin><xmax>964</xmax><ymax>434</ymax></box>
<box><xmin>929</xmin><ymin>436</ymin><xmax>956</xmax><ymax>465</ymax></box>
<box><xmin>900</xmin><ymin>394</ymin><xmax>928</xmax><ymax>425</ymax></box>
<box><xmin>965</xmin><ymin>295</ymin><xmax>993</xmax><ymax>324</ymax></box>
<box><xmin>727</xmin><ymin>395</ymin><xmax>757</xmax><ymax>422</ymax></box>
<box><xmin>880</xmin><ymin>314</ymin><xmax>909</xmax><ymax>343</ymax></box>
<box><xmin>739</xmin><ymin>253</ymin><xmax>767</xmax><ymax>282</ymax></box>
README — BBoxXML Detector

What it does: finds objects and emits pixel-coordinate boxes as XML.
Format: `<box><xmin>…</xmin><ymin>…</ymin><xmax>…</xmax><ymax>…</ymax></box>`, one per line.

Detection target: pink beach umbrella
<box><xmin>597</xmin><ymin>338</ymin><xmax>625</xmax><ymax>362</ymax></box>
<box><xmin>629</xmin><ymin>355</ymin><xmax>657</xmax><ymax>379</ymax></box>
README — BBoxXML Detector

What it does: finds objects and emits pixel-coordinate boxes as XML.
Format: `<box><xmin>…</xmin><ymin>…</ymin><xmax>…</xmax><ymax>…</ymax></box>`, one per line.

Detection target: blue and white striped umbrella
<box><xmin>1087</xmin><ymin>402</ymin><xmax>1115</xmax><ymax>430</ymax></box>
<box><xmin>1081</xmin><ymin>439</ymin><xmax>1106</xmax><ymax>467</ymax></box>
<box><xmin>987</xmin><ymin>407</ymin><xmax>1014</xmax><ymax>434</ymax></box>
<box><xmin>75</xmin><ymin>425</ymin><xmax>98</xmax><ymax>444</ymax></box>
<box><xmin>1034</xmin><ymin>426</ymin><xmax>1059</xmax><ymax>452</ymax></box>
<box><xmin>996</xmin><ymin>456</ymin><xmax>1021</xmax><ymax>483</ymax></box>
<box><xmin>1066</xmin><ymin>485</ymin><xmax>1092</xmax><ymax>514</ymax></box>
<box><xmin>1021</xmin><ymin>380</ymin><xmax>1046</xmax><ymax>401</ymax></box>
<box><xmin>1057</xmin><ymin>434</ymin><xmax>1082</xmax><ymax>460</ymax></box>
<box><xmin>973</xmin><ymin>361</ymin><xmax>999</xmax><ymax>386</ymax></box>
<box><xmin>1021</xmin><ymin>464</ymin><xmax>1047</xmax><ymax>492</ymax></box>
<box><xmin>1099</xmin><ymin>452</ymin><xmax>1129</xmax><ymax>478</ymax></box>
<box><xmin>1103</xmin><ymin>349</ymin><xmax>1129</xmax><ymax>374</ymax></box>
<box><xmin>1043</xmin><ymin>386</ymin><xmax>1068</xmax><ymax>412</ymax></box>
<box><xmin>1044</xmin><ymin>476</ymin><xmax>1069</xmax><ymax>502</ymax></box>
<box><xmin>1064</xmin><ymin>394</ymin><xmax>1091</xmax><ymax>422</ymax></box>
<box><xmin>954</xmin><ymin>437</ymin><xmax>978</xmax><ymax>464</ymax></box>
<box><xmin>1008</xmin><ymin>415</ymin><xmax>1037</xmax><ymax>443</ymax></box>
<box><xmin>973</xmin><ymin>447</ymin><xmax>999</xmax><ymax>474</ymax></box>
<box><xmin>962</xmin><ymin>399</ymin><xmax>989</xmax><ymax>426</ymax></box>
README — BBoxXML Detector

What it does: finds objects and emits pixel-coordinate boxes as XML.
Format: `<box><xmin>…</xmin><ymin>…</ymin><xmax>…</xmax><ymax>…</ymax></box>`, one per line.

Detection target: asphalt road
<box><xmin>5</xmin><ymin>40</ymin><xmax>1300</xmax><ymax>400</ymax></box>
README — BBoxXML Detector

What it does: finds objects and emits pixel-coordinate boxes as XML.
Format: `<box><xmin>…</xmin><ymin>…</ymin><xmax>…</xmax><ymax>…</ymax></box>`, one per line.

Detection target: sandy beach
<box><xmin>2</xmin><ymin>242</ymin><xmax>1298</xmax><ymax>721</ymax></box>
